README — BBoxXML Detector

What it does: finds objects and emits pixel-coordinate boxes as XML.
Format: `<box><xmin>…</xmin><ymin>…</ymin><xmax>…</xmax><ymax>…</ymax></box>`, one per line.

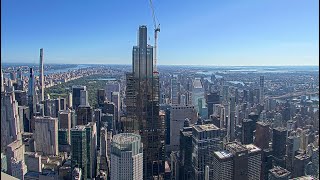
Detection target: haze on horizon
<box><xmin>1</xmin><ymin>0</ymin><xmax>319</xmax><ymax>66</ymax></box>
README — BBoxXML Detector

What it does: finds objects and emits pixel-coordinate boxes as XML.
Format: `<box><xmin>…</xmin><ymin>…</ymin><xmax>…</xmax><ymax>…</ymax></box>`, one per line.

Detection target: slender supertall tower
<box><xmin>259</xmin><ymin>75</ymin><xmax>264</xmax><ymax>104</ymax></box>
<box><xmin>229</xmin><ymin>96</ymin><xmax>236</xmax><ymax>141</ymax></box>
<box><xmin>39</xmin><ymin>48</ymin><xmax>44</xmax><ymax>102</ymax></box>
<box><xmin>28</xmin><ymin>68</ymin><xmax>36</xmax><ymax>117</ymax></box>
<box><xmin>1</xmin><ymin>68</ymin><xmax>4</xmax><ymax>92</ymax></box>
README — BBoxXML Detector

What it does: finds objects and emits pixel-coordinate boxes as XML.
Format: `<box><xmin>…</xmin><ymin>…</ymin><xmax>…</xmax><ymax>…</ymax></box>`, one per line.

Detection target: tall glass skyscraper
<box><xmin>124</xmin><ymin>25</ymin><xmax>165</xmax><ymax>180</ymax></box>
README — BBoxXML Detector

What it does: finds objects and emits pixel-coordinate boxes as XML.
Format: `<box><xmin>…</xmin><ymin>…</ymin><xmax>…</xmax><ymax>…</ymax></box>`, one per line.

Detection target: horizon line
<box><xmin>1</xmin><ymin>62</ymin><xmax>319</xmax><ymax>67</ymax></box>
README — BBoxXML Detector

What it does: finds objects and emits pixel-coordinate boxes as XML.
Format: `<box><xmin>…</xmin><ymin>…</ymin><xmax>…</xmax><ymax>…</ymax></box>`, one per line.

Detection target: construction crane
<box><xmin>149</xmin><ymin>0</ymin><xmax>160</xmax><ymax>73</ymax></box>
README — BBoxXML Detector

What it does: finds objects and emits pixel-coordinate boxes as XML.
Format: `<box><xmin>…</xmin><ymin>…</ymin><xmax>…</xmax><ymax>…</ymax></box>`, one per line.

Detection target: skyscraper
<box><xmin>272</xmin><ymin>127</ymin><xmax>287</xmax><ymax>168</ymax></box>
<box><xmin>71</xmin><ymin>126</ymin><xmax>87</xmax><ymax>180</ymax></box>
<box><xmin>76</xmin><ymin>106</ymin><xmax>93</xmax><ymax>126</ymax></box>
<box><xmin>1</xmin><ymin>90</ymin><xmax>21</xmax><ymax>152</ymax></box>
<box><xmin>225</xmin><ymin>142</ymin><xmax>249</xmax><ymax>180</ymax></box>
<box><xmin>212</xmin><ymin>151</ymin><xmax>233</xmax><ymax>180</ymax></box>
<box><xmin>170</xmin><ymin>75</ymin><xmax>179</xmax><ymax>105</ymax></box>
<box><xmin>97</xmin><ymin>89</ymin><xmax>106</xmax><ymax>108</ymax></box>
<box><xmin>111</xmin><ymin>92</ymin><xmax>120</xmax><ymax>133</ymax></box>
<box><xmin>34</xmin><ymin>116</ymin><xmax>58</xmax><ymax>156</ymax></box>
<box><xmin>105</xmin><ymin>81</ymin><xmax>120</xmax><ymax>102</ymax></box>
<box><xmin>207</xmin><ymin>92</ymin><xmax>220</xmax><ymax>118</ymax></box>
<box><xmin>170</xmin><ymin>105</ymin><xmax>197</xmax><ymax>151</ymax></box>
<box><xmin>124</xmin><ymin>25</ymin><xmax>165</xmax><ymax>179</ymax></box>
<box><xmin>6</xmin><ymin>140</ymin><xmax>27</xmax><ymax>180</ymax></box>
<box><xmin>39</xmin><ymin>48</ymin><xmax>44</xmax><ymax>102</ymax></box>
<box><xmin>192</xmin><ymin>78</ymin><xmax>204</xmax><ymax>113</ymax></box>
<box><xmin>85</xmin><ymin>122</ymin><xmax>97</xmax><ymax>179</ymax></box>
<box><xmin>1</xmin><ymin>69</ymin><xmax>4</xmax><ymax>92</ymax></box>
<box><xmin>110</xmin><ymin>133</ymin><xmax>143</xmax><ymax>180</ymax></box>
<box><xmin>254</xmin><ymin>121</ymin><xmax>271</xmax><ymax>149</ymax></box>
<box><xmin>72</xmin><ymin>85</ymin><xmax>86</xmax><ymax>109</ymax></box>
<box><xmin>212</xmin><ymin>142</ymin><xmax>262</xmax><ymax>180</ymax></box>
<box><xmin>229</xmin><ymin>96</ymin><xmax>236</xmax><ymax>141</ymax></box>
<box><xmin>260</xmin><ymin>75</ymin><xmax>264</xmax><ymax>104</ymax></box>
<box><xmin>79</xmin><ymin>89</ymin><xmax>88</xmax><ymax>107</ymax></box>
<box><xmin>58</xmin><ymin>110</ymin><xmax>71</xmax><ymax>144</ymax></box>
<box><xmin>28</xmin><ymin>68</ymin><xmax>36</xmax><ymax>117</ymax></box>
<box><xmin>179</xmin><ymin>120</ymin><xmax>193</xmax><ymax>180</ymax></box>
<box><xmin>241</xmin><ymin>118</ymin><xmax>255</xmax><ymax>144</ymax></box>
<box><xmin>192</xmin><ymin>123</ymin><xmax>222</xmax><ymax>180</ymax></box>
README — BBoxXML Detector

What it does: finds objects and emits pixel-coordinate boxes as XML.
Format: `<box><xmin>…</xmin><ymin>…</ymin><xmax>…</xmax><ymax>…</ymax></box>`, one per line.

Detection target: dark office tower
<box><xmin>44</xmin><ymin>99</ymin><xmax>56</xmax><ymax>117</ymax></box>
<box><xmin>179</xmin><ymin>121</ymin><xmax>193</xmax><ymax>180</ymax></box>
<box><xmin>241</xmin><ymin>119</ymin><xmax>255</xmax><ymax>144</ymax></box>
<box><xmin>85</xmin><ymin>122</ymin><xmax>97</xmax><ymax>179</ymax></box>
<box><xmin>225</xmin><ymin>142</ymin><xmax>249</xmax><ymax>180</ymax></box>
<box><xmin>39</xmin><ymin>48</ymin><xmax>44</xmax><ymax>102</ymax></box>
<box><xmin>94</xmin><ymin>109</ymin><xmax>102</xmax><ymax>150</ymax></box>
<box><xmin>76</xmin><ymin>105</ymin><xmax>93</xmax><ymax>126</ymax></box>
<box><xmin>260</xmin><ymin>75</ymin><xmax>264</xmax><ymax>104</ymax></box>
<box><xmin>16</xmin><ymin>78</ymin><xmax>24</xmax><ymax>91</ymax></box>
<box><xmin>97</xmin><ymin>89</ymin><xmax>105</xmax><ymax>108</ymax></box>
<box><xmin>164</xmin><ymin>105</ymin><xmax>171</xmax><ymax>146</ymax></box>
<box><xmin>260</xmin><ymin>148</ymin><xmax>273</xmax><ymax>180</ymax></box>
<box><xmin>234</xmin><ymin>88</ymin><xmax>239</xmax><ymax>104</ymax></box>
<box><xmin>272</xmin><ymin>127</ymin><xmax>287</xmax><ymax>168</ymax></box>
<box><xmin>71</xmin><ymin>126</ymin><xmax>87</xmax><ymax>180</ymax></box>
<box><xmin>229</xmin><ymin>96</ymin><xmax>236</xmax><ymax>141</ymax></box>
<box><xmin>18</xmin><ymin>106</ymin><xmax>30</xmax><ymax>132</ymax></box>
<box><xmin>28</xmin><ymin>68</ymin><xmax>36</xmax><ymax>118</ymax></box>
<box><xmin>254</xmin><ymin>121</ymin><xmax>271</xmax><ymax>149</ymax></box>
<box><xmin>243</xmin><ymin>89</ymin><xmax>249</xmax><ymax>102</ymax></box>
<box><xmin>14</xmin><ymin>90</ymin><xmax>27</xmax><ymax>106</ymax></box>
<box><xmin>59</xmin><ymin>110</ymin><xmax>71</xmax><ymax>132</ymax></box>
<box><xmin>72</xmin><ymin>85</ymin><xmax>86</xmax><ymax>109</ymax></box>
<box><xmin>292</xmin><ymin>153</ymin><xmax>311</xmax><ymax>178</ymax></box>
<box><xmin>249</xmin><ymin>89</ymin><xmax>254</xmax><ymax>104</ymax></box>
<box><xmin>207</xmin><ymin>92</ymin><xmax>220</xmax><ymax>118</ymax></box>
<box><xmin>125</xmin><ymin>25</ymin><xmax>165</xmax><ymax>179</ymax></box>
<box><xmin>254</xmin><ymin>88</ymin><xmax>260</xmax><ymax>104</ymax></box>
<box><xmin>248</xmin><ymin>112</ymin><xmax>259</xmax><ymax>122</ymax></box>
<box><xmin>54</xmin><ymin>98</ymin><xmax>61</xmax><ymax>115</ymax></box>
<box><xmin>58</xmin><ymin>129</ymin><xmax>70</xmax><ymax>152</ymax></box>
<box><xmin>60</xmin><ymin>98</ymin><xmax>66</xmax><ymax>111</ymax></box>
<box><xmin>103</xmin><ymin>101</ymin><xmax>116</xmax><ymax>132</ymax></box>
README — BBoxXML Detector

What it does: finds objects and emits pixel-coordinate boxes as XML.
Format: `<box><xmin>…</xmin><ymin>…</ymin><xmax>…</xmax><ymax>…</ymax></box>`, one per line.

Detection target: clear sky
<box><xmin>1</xmin><ymin>0</ymin><xmax>319</xmax><ymax>66</ymax></box>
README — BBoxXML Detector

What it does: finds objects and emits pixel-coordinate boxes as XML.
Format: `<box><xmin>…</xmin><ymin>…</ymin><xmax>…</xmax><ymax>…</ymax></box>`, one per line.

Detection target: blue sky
<box><xmin>1</xmin><ymin>0</ymin><xmax>319</xmax><ymax>66</ymax></box>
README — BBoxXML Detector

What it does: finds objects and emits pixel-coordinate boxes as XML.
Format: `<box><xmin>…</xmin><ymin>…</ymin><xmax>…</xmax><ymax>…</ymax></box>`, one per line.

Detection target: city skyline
<box><xmin>1</xmin><ymin>0</ymin><xmax>319</xmax><ymax>66</ymax></box>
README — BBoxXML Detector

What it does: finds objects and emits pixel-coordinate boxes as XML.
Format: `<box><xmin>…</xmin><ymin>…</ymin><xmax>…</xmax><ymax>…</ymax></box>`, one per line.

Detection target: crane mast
<box><xmin>149</xmin><ymin>0</ymin><xmax>160</xmax><ymax>73</ymax></box>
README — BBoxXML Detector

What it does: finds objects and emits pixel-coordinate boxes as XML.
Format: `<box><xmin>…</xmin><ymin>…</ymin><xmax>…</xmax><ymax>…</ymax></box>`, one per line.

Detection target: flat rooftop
<box><xmin>256</xmin><ymin>121</ymin><xmax>270</xmax><ymax>126</ymax></box>
<box><xmin>295</xmin><ymin>153</ymin><xmax>310</xmax><ymax>160</ymax></box>
<box><xmin>113</xmin><ymin>133</ymin><xmax>140</xmax><ymax>145</ymax></box>
<box><xmin>245</xmin><ymin>144</ymin><xmax>261</xmax><ymax>154</ymax></box>
<box><xmin>214</xmin><ymin>151</ymin><xmax>233</xmax><ymax>159</ymax></box>
<box><xmin>269</xmin><ymin>166</ymin><xmax>291</xmax><ymax>177</ymax></box>
<box><xmin>194</xmin><ymin>124</ymin><xmax>219</xmax><ymax>132</ymax></box>
<box><xmin>289</xmin><ymin>176</ymin><xmax>314</xmax><ymax>180</ymax></box>
<box><xmin>226</xmin><ymin>142</ymin><xmax>247</xmax><ymax>152</ymax></box>
<box><xmin>71</xmin><ymin>125</ymin><xmax>86</xmax><ymax>131</ymax></box>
